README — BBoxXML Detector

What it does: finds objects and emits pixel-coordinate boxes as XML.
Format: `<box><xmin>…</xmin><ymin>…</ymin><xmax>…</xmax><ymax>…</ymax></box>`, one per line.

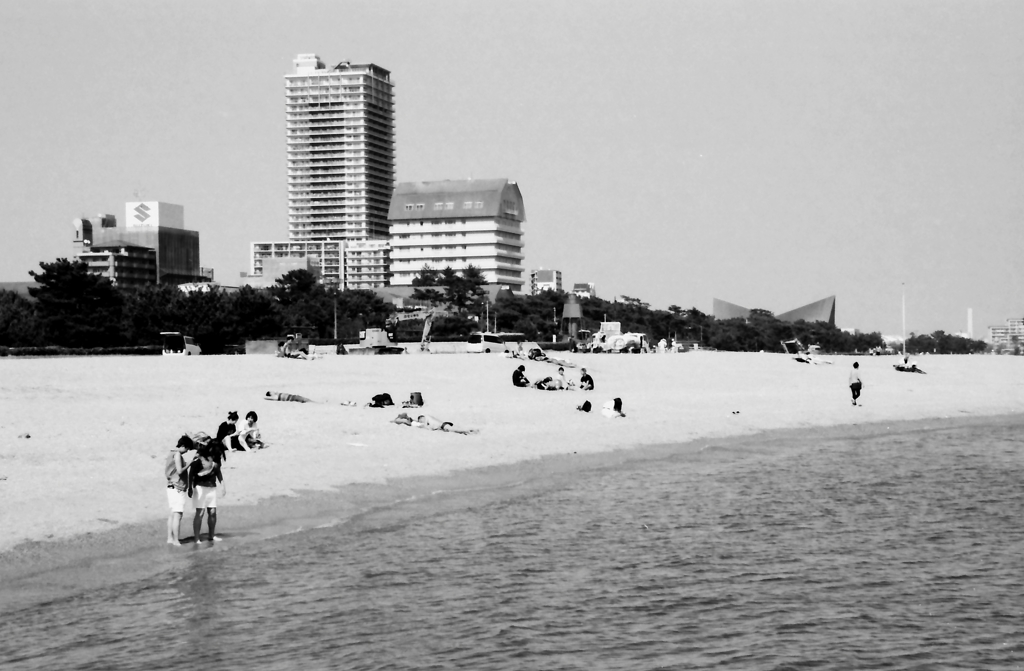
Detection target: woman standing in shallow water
<box><xmin>165</xmin><ymin>435</ymin><xmax>194</xmax><ymax>545</ymax></box>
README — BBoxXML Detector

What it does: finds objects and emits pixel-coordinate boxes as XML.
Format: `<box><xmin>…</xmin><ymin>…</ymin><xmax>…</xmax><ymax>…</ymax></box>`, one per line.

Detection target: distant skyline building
<box><xmin>531</xmin><ymin>268</ymin><xmax>562</xmax><ymax>294</ymax></box>
<box><xmin>713</xmin><ymin>296</ymin><xmax>837</xmax><ymax>327</ymax></box>
<box><xmin>285</xmin><ymin>53</ymin><xmax>395</xmax><ymax>243</ymax></box>
<box><xmin>344</xmin><ymin>239</ymin><xmax>391</xmax><ymax>289</ymax></box>
<box><xmin>250</xmin><ymin>240</ymin><xmax>343</xmax><ymax>284</ymax></box>
<box><xmin>72</xmin><ymin>202</ymin><xmax>208</xmax><ymax>286</ymax></box>
<box><xmin>572</xmin><ymin>282</ymin><xmax>596</xmax><ymax>299</ymax></box>
<box><xmin>987</xmin><ymin>316</ymin><xmax>1024</xmax><ymax>345</ymax></box>
<box><xmin>387</xmin><ymin>178</ymin><xmax>526</xmax><ymax>292</ymax></box>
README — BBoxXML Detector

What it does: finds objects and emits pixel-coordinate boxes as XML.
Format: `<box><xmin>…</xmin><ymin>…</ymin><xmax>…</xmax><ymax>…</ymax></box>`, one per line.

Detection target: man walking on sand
<box><xmin>849</xmin><ymin>361</ymin><xmax>863</xmax><ymax>406</ymax></box>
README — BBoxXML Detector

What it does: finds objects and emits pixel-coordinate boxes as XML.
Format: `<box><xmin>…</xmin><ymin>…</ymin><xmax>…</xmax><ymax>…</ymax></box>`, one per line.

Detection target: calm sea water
<box><xmin>3</xmin><ymin>420</ymin><xmax>1023</xmax><ymax>670</ymax></box>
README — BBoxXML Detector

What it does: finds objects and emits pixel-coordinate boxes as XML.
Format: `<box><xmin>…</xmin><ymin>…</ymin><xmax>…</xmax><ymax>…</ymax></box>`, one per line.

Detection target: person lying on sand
<box><xmin>533</xmin><ymin>376</ymin><xmax>555</xmax><ymax>390</ymax></box>
<box><xmin>391</xmin><ymin>412</ymin><xmax>479</xmax><ymax>435</ymax></box>
<box><xmin>265</xmin><ymin>391</ymin><xmax>313</xmax><ymax>403</ymax></box>
<box><xmin>533</xmin><ymin>372</ymin><xmax>571</xmax><ymax>390</ymax></box>
<box><xmin>601</xmin><ymin>398</ymin><xmax>626</xmax><ymax>418</ymax></box>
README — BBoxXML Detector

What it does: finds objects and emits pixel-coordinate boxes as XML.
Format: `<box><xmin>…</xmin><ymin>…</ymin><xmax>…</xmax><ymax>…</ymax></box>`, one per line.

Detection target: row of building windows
<box><xmin>402</xmin><ymin>201</ymin><xmax>485</xmax><ymax>212</ymax></box>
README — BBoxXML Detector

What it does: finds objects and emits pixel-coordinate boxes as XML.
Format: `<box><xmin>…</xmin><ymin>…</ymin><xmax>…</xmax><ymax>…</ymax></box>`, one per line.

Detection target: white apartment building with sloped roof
<box><xmin>387</xmin><ymin>179</ymin><xmax>525</xmax><ymax>292</ymax></box>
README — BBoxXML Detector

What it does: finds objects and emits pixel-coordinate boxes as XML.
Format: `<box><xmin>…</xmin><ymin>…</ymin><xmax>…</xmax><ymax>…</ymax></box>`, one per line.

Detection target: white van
<box><xmin>161</xmin><ymin>332</ymin><xmax>202</xmax><ymax>356</ymax></box>
<box><xmin>466</xmin><ymin>332</ymin><xmax>526</xmax><ymax>354</ymax></box>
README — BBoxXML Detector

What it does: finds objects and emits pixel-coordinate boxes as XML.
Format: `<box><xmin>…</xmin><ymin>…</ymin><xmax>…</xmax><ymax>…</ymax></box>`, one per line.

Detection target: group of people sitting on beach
<box><xmin>512</xmin><ymin>364</ymin><xmax>623</xmax><ymax>417</ymax></box>
<box><xmin>513</xmin><ymin>365</ymin><xmax>595</xmax><ymax>392</ymax></box>
<box><xmin>164</xmin><ymin>410</ymin><xmax>264</xmax><ymax>546</ymax></box>
<box><xmin>277</xmin><ymin>335</ymin><xmax>314</xmax><ymax>360</ymax></box>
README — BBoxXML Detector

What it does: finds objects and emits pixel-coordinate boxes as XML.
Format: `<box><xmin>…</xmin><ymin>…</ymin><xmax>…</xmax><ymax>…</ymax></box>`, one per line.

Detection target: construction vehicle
<box><xmin>588</xmin><ymin>322</ymin><xmax>649</xmax><ymax>353</ymax></box>
<box><xmin>346</xmin><ymin>327</ymin><xmax>406</xmax><ymax>355</ymax></box>
<box><xmin>781</xmin><ymin>339</ymin><xmax>829</xmax><ymax>364</ymax></box>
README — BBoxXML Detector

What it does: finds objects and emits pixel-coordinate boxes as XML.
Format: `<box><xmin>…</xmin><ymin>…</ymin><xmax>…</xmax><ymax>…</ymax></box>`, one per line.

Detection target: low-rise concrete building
<box><xmin>72</xmin><ymin>203</ymin><xmax>208</xmax><ymax>286</ymax></box>
<box><xmin>532</xmin><ymin>269</ymin><xmax>562</xmax><ymax>294</ymax></box>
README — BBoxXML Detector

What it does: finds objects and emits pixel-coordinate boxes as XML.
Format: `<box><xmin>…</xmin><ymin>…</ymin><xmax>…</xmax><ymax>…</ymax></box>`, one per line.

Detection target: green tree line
<box><xmin>0</xmin><ymin>259</ymin><xmax>988</xmax><ymax>355</ymax></box>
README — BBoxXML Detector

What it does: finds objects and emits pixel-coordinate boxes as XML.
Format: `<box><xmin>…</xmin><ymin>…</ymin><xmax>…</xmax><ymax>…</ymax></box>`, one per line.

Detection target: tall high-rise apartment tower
<box><xmin>285</xmin><ymin>53</ymin><xmax>395</xmax><ymax>244</ymax></box>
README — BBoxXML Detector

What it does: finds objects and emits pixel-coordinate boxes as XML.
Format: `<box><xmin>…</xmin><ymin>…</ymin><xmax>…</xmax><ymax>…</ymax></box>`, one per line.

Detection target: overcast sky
<box><xmin>1</xmin><ymin>0</ymin><xmax>1021</xmax><ymax>336</ymax></box>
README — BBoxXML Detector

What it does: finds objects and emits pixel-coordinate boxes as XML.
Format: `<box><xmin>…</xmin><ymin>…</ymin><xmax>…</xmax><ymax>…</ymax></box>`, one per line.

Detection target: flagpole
<box><xmin>902</xmin><ymin>283</ymin><xmax>906</xmax><ymax>357</ymax></box>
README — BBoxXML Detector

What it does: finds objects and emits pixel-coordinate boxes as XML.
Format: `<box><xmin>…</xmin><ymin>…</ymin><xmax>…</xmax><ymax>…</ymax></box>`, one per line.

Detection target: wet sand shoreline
<box><xmin>1</xmin><ymin>352</ymin><xmax>1021</xmax><ymax>610</ymax></box>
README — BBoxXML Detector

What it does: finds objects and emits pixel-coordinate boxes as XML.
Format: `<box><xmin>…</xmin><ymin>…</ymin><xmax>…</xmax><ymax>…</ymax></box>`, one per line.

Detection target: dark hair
<box><xmin>246</xmin><ymin>411</ymin><xmax>258</xmax><ymax>422</ymax></box>
<box><xmin>176</xmin><ymin>434</ymin><xmax>194</xmax><ymax>449</ymax></box>
<box><xmin>613</xmin><ymin>398</ymin><xmax>623</xmax><ymax>413</ymax></box>
<box><xmin>518</xmin><ymin>365</ymin><xmax>525</xmax><ymax>371</ymax></box>
<box><xmin>853</xmin><ymin>362</ymin><xmax>859</xmax><ymax>369</ymax></box>
<box><xmin>227</xmin><ymin>411</ymin><xmax>239</xmax><ymax>421</ymax></box>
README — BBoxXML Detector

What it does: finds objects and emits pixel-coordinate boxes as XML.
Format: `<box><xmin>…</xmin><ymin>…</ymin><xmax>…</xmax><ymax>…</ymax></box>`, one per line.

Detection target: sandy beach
<box><xmin>1</xmin><ymin>350</ymin><xmax>1022</xmax><ymax>563</ymax></box>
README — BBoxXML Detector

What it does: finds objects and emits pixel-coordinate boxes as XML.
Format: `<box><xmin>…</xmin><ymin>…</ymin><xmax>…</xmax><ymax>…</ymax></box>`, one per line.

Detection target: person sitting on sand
<box><xmin>391</xmin><ymin>412</ymin><xmax>479</xmax><ymax>435</ymax></box>
<box><xmin>512</xmin><ymin>365</ymin><xmax>530</xmax><ymax>388</ymax></box>
<box><xmin>579</xmin><ymin>368</ymin><xmax>594</xmax><ymax>391</ymax></box>
<box><xmin>215</xmin><ymin>411</ymin><xmax>238</xmax><ymax>460</ymax></box>
<box><xmin>278</xmin><ymin>335</ymin><xmax>309</xmax><ymax>360</ymax></box>
<box><xmin>232</xmin><ymin>411</ymin><xmax>265</xmax><ymax>450</ymax></box>
<box><xmin>265</xmin><ymin>391</ymin><xmax>313</xmax><ymax>403</ymax></box>
<box><xmin>601</xmin><ymin>398</ymin><xmax>626</xmax><ymax>418</ymax></box>
<box><xmin>166</xmin><ymin>434</ymin><xmax>196</xmax><ymax>545</ymax></box>
<box><xmin>548</xmin><ymin>367</ymin><xmax>573</xmax><ymax>390</ymax></box>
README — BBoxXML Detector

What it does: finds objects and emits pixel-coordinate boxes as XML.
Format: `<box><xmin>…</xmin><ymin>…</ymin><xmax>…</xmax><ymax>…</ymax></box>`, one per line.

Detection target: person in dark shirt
<box><xmin>190</xmin><ymin>435</ymin><xmax>224</xmax><ymax>544</ymax></box>
<box><xmin>214</xmin><ymin>411</ymin><xmax>238</xmax><ymax>459</ymax></box>
<box><xmin>579</xmin><ymin>368</ymin><xmax>595</xmax><ymax>391</ymax></box>
<box><xmin>512</xmin><ymin>365</ymin><xmax>530</xmax><ymax>388</ymax></box>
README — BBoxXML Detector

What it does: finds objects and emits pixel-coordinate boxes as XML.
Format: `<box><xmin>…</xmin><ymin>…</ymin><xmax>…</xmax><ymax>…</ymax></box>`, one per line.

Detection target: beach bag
<box><xmin>369</xmin><ymin>393</ymin><xmax>394</xmax><ymax>408</ymax></box>
<box><xmin>403</xmin><ymin>392</ymin><xmax>424</xmax><ymax>408</ymax></box>
<box><xmin>577</xmin><ymin>400</ymin><xmax>592</xmax><ymax>413</ymax></box>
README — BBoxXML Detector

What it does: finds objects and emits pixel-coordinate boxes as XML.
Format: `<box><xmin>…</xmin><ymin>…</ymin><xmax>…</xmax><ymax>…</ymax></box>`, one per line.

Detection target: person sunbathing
<box><xmin>601</xmin><ymin>398</ymin><xmax>626</xmax><ymax>418</ymax></box>
<box><xmin>391</xmin><ymin>412</ymin><xmax>478</xmax><ymax>435</ymax></box>
<box><xmin>265</xmin><ymin>391</ymin><xmax>313</xmax><ymax>403</ymax></box>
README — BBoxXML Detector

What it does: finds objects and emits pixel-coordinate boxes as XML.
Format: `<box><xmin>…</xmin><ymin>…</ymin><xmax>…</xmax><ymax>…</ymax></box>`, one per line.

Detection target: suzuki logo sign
<box><xmin>133</xmin><ymin>203</ymin><xmax>151</xmax><ymax>223</ymax></box>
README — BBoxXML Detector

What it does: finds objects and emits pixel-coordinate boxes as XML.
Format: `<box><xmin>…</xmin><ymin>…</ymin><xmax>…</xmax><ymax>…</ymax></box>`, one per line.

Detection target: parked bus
<box><xmin>466</xmin><ymin>331</ymin><xmax>527</xmax><ymax>354</ymax></box>
<box><xmin>161</xmin><ymin>332</ymin><xmax>202</xmax><ymax>356</ymax></box>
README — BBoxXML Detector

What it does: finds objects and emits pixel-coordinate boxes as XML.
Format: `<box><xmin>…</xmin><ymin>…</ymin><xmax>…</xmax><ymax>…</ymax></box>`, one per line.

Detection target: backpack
<box><xmin>369</xmin><ymin>393</ymin><xmax>394</xmax><ymax>408</ymax></box>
